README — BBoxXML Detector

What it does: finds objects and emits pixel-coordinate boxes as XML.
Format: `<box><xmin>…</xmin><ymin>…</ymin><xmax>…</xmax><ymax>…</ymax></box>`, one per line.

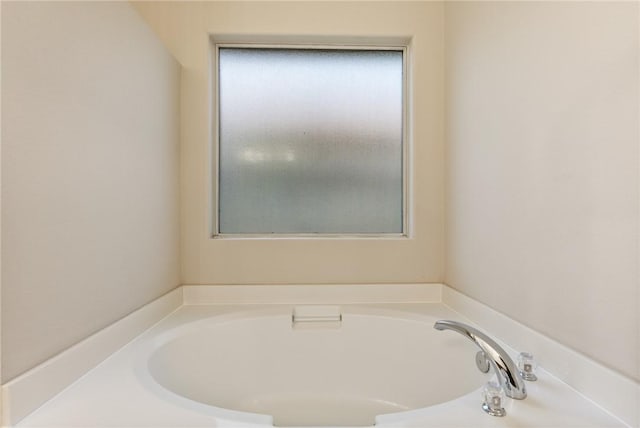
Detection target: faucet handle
<box><xmin>482</xmin><ymin>381</ymin><xmax>506</xmax><ymax>416</ymax></box>
<box><xmin>518</xmin><ymin>352</ymin><xmax>538</xmax><ymax>381</ymax></box>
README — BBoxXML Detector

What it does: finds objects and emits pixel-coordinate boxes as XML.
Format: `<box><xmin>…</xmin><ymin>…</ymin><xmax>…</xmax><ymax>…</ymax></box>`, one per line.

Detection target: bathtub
<box><xmin>135</xmin><ymin>305</ymin><xmax>487</xmax><ymax>427</ymax></box>
<box><xmin>11</xmin><ymin>286</ymin><xmax>628</xmax><ymax>428</ymax></box>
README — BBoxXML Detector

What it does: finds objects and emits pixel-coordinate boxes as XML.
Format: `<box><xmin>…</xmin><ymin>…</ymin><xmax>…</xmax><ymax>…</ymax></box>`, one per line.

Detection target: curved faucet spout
<box><xmin>434</xmin><ymin>320</ymin><xmax>527</xmax><ymax>400</ymax></box>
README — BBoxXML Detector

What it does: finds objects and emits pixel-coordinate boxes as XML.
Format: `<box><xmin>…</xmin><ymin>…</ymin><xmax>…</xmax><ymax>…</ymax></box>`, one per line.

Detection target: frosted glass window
<box><xmin>217</xmin><ymin>47</ymin><xmax>404</xmax><ymax>234</ymax></box>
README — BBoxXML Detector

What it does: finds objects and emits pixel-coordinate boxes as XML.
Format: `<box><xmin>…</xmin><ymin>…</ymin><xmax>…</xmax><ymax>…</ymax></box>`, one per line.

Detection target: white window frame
<box><xmin>211</xmin><ymin>41</ymin><xmax>410</xmax><ymax>239</ymax></box>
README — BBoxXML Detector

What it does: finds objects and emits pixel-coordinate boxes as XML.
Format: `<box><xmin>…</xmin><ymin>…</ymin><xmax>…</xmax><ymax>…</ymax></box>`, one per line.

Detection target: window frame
<box><xmin>211</xmin><ymin>41</ymin><xmax>410</xmax><ymax>239</ymax></box>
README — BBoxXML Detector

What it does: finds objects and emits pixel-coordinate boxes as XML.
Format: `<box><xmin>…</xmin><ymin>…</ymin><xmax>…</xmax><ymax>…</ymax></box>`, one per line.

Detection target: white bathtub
<box><xmin>135</xmin><ymin>306</ymin><xmax>487</xmax><ymax>427</ymax></box>
<box><xmin>10</xmin><ymin>287</ymin><xmax>629</xmax><ymax>428</ymax></box>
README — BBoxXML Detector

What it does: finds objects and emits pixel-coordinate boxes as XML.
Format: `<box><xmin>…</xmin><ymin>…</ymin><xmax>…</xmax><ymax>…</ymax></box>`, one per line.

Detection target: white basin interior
<box><xmin>145</xmin><ymin>307</ymin><xmax>487</xmax><ymax>427</ymax></box>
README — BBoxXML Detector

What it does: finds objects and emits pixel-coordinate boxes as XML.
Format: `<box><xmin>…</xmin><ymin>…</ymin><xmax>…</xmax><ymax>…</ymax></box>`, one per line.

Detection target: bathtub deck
<box><xmin>14</xmin><ymin>303</ymin><xmax>626</xmax><ymax>428</ymax></box>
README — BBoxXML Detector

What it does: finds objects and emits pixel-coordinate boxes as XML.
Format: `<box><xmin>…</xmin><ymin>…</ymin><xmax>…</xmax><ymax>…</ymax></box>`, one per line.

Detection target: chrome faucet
<box><xmin>434</xmin><ymin>320</ymin><xmax>527</xmax><ymax>400</ymax></box>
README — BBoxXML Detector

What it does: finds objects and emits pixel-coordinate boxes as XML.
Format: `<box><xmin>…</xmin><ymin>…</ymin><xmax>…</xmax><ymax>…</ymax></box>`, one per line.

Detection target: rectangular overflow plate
<box><xmin>292</xmin><ymin>305</ymin><xmax>342</xmax><ymax>329</ymax></box>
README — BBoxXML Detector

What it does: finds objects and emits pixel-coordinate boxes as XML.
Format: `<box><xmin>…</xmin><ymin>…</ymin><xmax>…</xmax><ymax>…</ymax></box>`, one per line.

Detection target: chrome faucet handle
<box><xmin>434</xmin><ymin>320</ymin><xmax>527</xmax><ymax>400</ymax></box>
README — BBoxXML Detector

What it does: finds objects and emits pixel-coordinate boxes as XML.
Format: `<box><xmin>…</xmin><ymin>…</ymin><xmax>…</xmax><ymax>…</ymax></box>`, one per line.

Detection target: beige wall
<box><xmin>445</xmin><ymin>2</ymin><xmax>639</xmax><ymax>380</ymax></box>
<box><xmin>0</xmin><ymin>0</ymin><xmax>3</xmax><ymax>403</ymax></box>
<box><xmin>4</xmin><ymin>0</ymin><xmax>632</xmax><ymax>390</ymax></box>
<box><xmin>133</xmin><ymin>1</ymin><xmax>445</xmax><ymax>285</ymax></box>
<box><xmin>1</xmin><ymin>1</ymin><xmax>181</xmax><ymax>382</ymax></box>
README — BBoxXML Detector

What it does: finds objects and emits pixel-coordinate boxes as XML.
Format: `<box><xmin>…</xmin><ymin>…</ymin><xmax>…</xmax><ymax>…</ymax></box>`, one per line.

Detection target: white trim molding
<box><xmin>182</xmin><ymin>283</ymin><xmax>442</xmax><ymax>305</ymax></box>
